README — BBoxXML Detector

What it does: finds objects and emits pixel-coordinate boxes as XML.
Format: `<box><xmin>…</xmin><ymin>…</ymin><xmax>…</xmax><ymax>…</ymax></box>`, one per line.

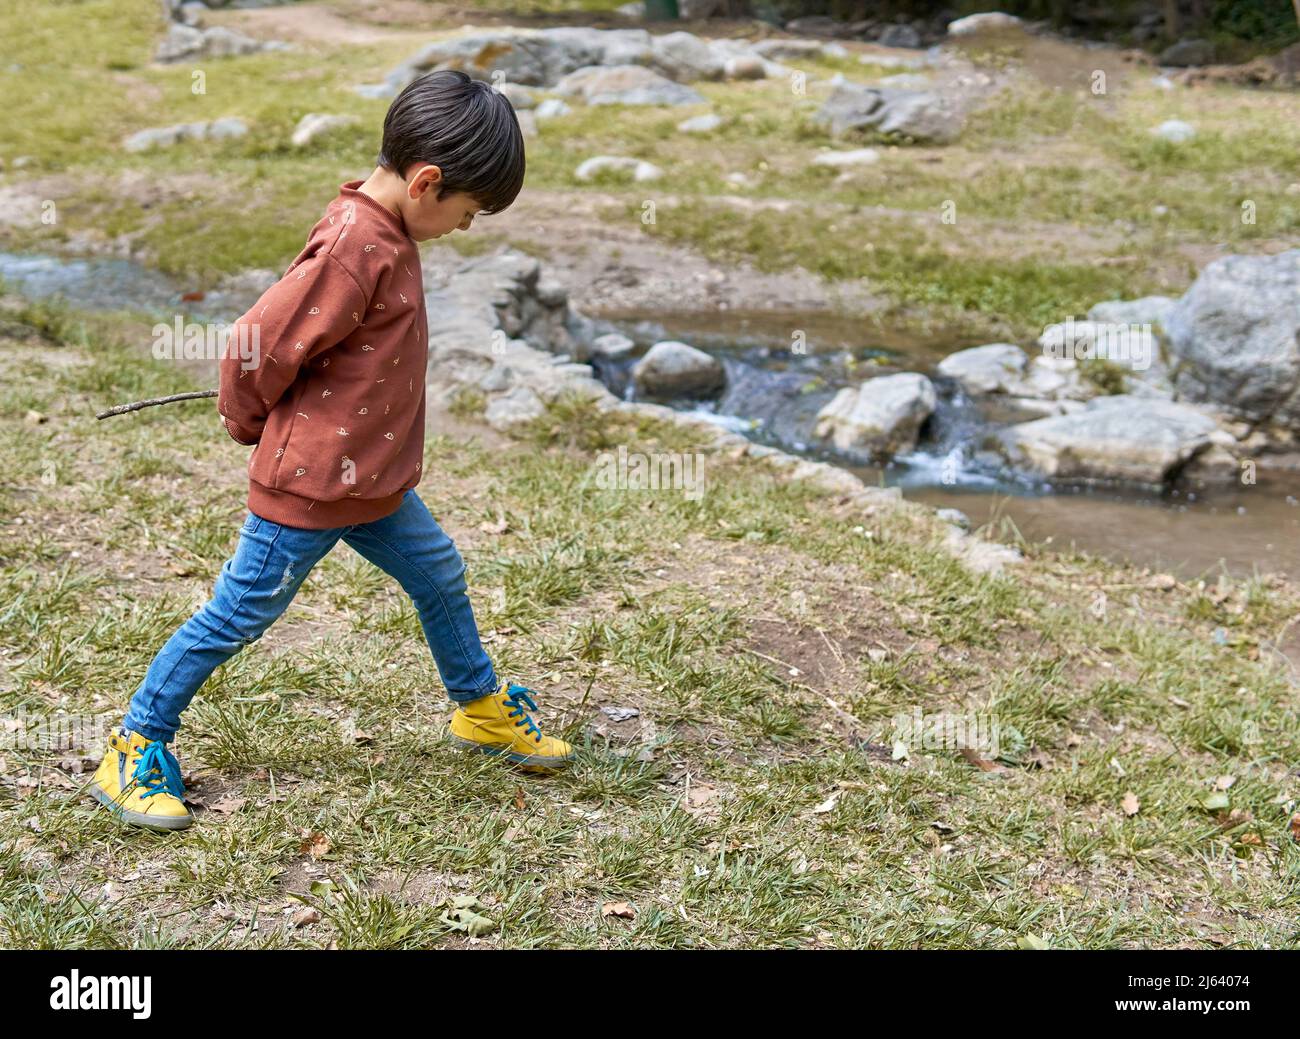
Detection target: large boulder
<box><xmin>555</xmin><ymin>64</ymin><xmax>705</xmax><ymax>106</ymax></box>
<box><xmin>815</xmin><ymin>81</ymin><xmax>963</xmax><ymax>143</ymax></box>
<box><xmin>813</xmin><ymin>372</ymin><xmax>936</xmax><ymax>458</ymax></box>
<box><xmin>632</xmin><ymin>341</ymin><xmax>725</xmax><ymax>399</ymax></box>
<box><xmin>1164</xmin><ymin>250</ymin><xmax>1300</xmax><ymax>425</ymax></box>
<box><xmin>994</xmin><ymin>395</ymin><xmax>1219</xmax><ymax>487</ymax></box>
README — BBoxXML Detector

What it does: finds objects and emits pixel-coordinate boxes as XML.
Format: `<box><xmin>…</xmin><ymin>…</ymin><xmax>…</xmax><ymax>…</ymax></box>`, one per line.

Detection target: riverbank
<box><xmin>2</xmin><ymin>297</ymin><xmax>1300</xmax><ymax>948</ymax></box>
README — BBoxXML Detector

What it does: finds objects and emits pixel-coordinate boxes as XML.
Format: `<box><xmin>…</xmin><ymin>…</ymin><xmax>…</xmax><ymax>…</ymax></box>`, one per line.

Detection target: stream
<box><xmin>4</xmin><ymin>250</ymin><xmax>1297</xmax><ymax>581</ymax></box>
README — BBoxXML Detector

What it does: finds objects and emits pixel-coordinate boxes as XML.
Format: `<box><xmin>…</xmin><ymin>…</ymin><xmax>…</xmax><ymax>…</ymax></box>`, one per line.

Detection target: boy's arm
<box><xmin>218</xmin><ymin>253</ymin><xmax>366</xmax><ymax>445</ymax></box>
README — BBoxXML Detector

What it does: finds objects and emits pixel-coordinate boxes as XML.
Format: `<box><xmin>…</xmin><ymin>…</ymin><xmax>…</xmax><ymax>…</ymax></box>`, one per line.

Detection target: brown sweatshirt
<box><xmin>218</xmin><ymin>181</ymin><xmax>428</xmax><ymax>529</ymax></box>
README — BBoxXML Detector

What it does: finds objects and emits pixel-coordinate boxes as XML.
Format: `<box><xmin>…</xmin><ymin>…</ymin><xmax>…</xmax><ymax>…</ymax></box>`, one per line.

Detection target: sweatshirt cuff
<box><xmin>222</xmin><ymin>417</ymin><xmax>261</xmax><ymax>446</ymax></box>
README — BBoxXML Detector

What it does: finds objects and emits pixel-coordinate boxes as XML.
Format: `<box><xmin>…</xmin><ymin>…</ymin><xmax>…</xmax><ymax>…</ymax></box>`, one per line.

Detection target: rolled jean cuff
<box><xmin>119</xmin><ymin>714</ymin><xmax>174</xmax><ymax>744</ymax></box>
<box><xmin>447</xmin><ymin>676</ymin><xmax>501</xmax><ymax>704</ymax></box>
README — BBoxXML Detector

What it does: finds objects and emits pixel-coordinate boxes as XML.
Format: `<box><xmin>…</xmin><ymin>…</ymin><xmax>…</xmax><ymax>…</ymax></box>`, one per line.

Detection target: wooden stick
<box><xmin>96</xmin><ymin>390</ymin><xmax>218</xmax><ymax>420</ymax></box>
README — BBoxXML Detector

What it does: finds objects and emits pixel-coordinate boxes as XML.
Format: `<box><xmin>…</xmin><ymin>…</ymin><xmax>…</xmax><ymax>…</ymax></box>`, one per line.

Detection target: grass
<box><xmin>1</xmin><ymin>300</ymin><xmax>1299</xmax><ymax>949</ymax></box>
<box><xmin>4</xmin><ymin>0</ymin><xmax>1298</xmax><ymax>339</ymax></box>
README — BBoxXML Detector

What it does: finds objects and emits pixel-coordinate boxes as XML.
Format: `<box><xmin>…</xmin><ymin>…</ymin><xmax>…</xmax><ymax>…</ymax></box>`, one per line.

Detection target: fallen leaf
<box><xmin>298</xmin><ymin>831</ymin><xmax>331</xmax><ymax>859</ymax></box>
<box><xmin>960</xmin><ymin>747</ymin><xmax>1008</xmax><ymax>773</ymax></box>
<box><xmin>291</xmin><ymin>908</ymin><xmax>321</xmax><ymax>928</ymax></box>
<box><xmin>514</xmin><ymin>786</ymin><xmax>527</xmax><ymax>810</ymax></box>
<box><xmin>811</xmin><ymin>790</ymin><xmax>842</xmax><ymax>814</ymax></box>
<box><xmin>477</xmin><ymin>516</ymin><xmax>509</xmax><ymax>535</ymax></box>
<box><xmin>441</xmin><ymin>895</ymin><xmax>497</xmax><ymax>936</ymax></box>
<box><xmin>1121</xmin><ymin>791</ymin><xmax>1140</xmax><ymax>816</ymax></box>
<box><xmin>1215</xmin><ymin>775</ymin><xmax>1236</xmax><ymax>790</ymax></box>
<box><xmin>1289</xmin><ymin>814</ymin><xmax>1300</xmax><ymax>842</ymax></box>
<box><xmin>207</xmin><ymin>796</ymin><xmax>245</xmax><ymax>816</ymax></box>
<box><xmin>602</xmin><ymin>901</ymin><xmax>636</xmax><ymax>920</ymax></box>
<box><xmin>1017</xmin><ymin>932</ymin><xmax>1051</xmax><ymax>950</ymax></box>
<box><xmin>1201</xmin><ymin>791</ymin><xmax>1230</xmax><ymax>811</ymax></box>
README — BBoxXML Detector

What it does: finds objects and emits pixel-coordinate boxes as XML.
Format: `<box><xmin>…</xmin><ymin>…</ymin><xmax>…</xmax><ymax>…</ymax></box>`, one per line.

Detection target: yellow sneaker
<box><xmin>88</xmin><ymin>728</ymin><xmax>194</xmax><ymax>831</ymax></box>
<box><xmin>448</xmin><ymin>684</ymin><xmax>574</xmax><ymax>772</ymax></box>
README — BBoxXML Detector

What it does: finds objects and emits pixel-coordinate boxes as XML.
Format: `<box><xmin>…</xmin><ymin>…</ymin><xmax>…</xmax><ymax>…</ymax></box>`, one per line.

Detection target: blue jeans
<box><xmin>123</xmin><ymin>491</ymin><xmax>499</xmax><ymax>742</ymax></box>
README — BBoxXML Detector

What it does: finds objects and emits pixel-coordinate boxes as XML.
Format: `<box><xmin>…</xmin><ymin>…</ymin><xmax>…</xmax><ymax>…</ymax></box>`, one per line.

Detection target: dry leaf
<box><xmin>1214</xmin><ymin>775</ymin><xmax>1236</xmax><ymax>790</ymax></box>
<box><xmin>477</xmin><ymin>516</ymin><xmax>509</xmax><ymax>535</ymax></box>
<box><xmin>1290</xmin><ymin>814</ymin><xmax>1300</xmax><ymax>843</ymax></box>
<box><xmin>299</xmin><ymin>831</ymin><xmax>332</xmax><ymax>859</ymax></box>
<box><xmin>1121</xmin><ymin>791</ymin><xmax>1140</xmax><ymax>816</ymax></box>
<box><xmin>960</xmin><ymin>747</ymin><xmax>1008</xmax><ymax>773</ymax></box>
<box><xmin>602</xmin><ymin>901</ymin><xmax>635</xmax><ymax>920</ymax></box>
<box><xmin>514</xmin><ymin>787</ymin><xmax>527</xmax><ymax>811</ymax></box>
<box><xmin>208</xmin><ymin>796</ymin><xmax>246</xmax><ymax>816</ymax></box>
<box><xmin>291</xmin><ymin>908</ymin><xmax>321</xmax><ymax>928</ymax></box>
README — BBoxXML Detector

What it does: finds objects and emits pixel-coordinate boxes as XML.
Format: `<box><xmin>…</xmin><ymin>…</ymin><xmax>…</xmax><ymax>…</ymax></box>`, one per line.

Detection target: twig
<box><xmin>96</xmin><ymin>390</ymin><xmax>218</xmax><ymax>420</ymax></box>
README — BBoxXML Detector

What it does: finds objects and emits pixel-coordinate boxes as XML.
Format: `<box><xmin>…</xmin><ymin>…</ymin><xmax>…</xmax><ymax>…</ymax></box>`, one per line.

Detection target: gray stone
<box><xmin>155</xmin><ymin>24</ymin><xmax>269</xmax><ymax>63</ymax></box>
<box><xmin>632</xmin><ymin>340</ymin><xmax>725</xmax><ymax>399</ymax></box>
<box><xmin>535</xmin><ymin>98</ymin><xmax>572</xmax><ymax>120</ymax></box>
<box><xmin>878</xmin><ymin>24</ymin><xmax>922</xmax><ymax>49</ymax></box>
<box><xmin>291</xmin><ymin>113</ymin><xmax>355</xmax><ymax>147</ymax></box>
<box><xmin>592</xmin><ymin>332</ymin><xmax>636</xmax><ymax>360</ymax></box>
<box><xmin>813</xmin><ymin>371</ymin><xmax>936</xmax><ymax>458</ymax></box>
<box><xmin>555</xmin><ymin>64</ymin><xmax>705</xmax><ymax>106</ymax></box>
<box><xmin>1152</xmin><ymin>119</ymin><xmax>1196</xmax><ymax>143</ymax></box>
<box><xmin>811</xmin><ymin>147</ymin><xmax>879</xmax><ymax>167</ymax></box>
<box><xmin>946</xmin><ymin>12</ymin><xmax>1024</xmax><ymax>36</ymax></box>
<box><xmin>649</xmin><ymin>31</ymin><xmax>724</xmax><ymax>82</ymax></box>
<box><xmin>1086</xmin><ymin>296</ymin><xmax>1176</xmax><ymax>329</ymax></box>
<box><xmin>815</xmin><ymin>81</ymin><xmax>963</xmax><ymax>143</ymax></box>
<box><xmin>1164</xmin><ymin>250</ymin><xmax>1300</xmax><ymax>425</ymax></box>
<box><xmin>937</xmin><ymin>343</ymin><xmax>1028</xmax><ymax>395</ymax></box>
<box><xmin>1159</xmin><ymin>39</ymin><xmax>1215</xmax><ymax>67</ymax></box>
<box><xmin>574</xmin><ymin>155</ymin><xmax>663</xmax><ymax>182</ymax></box>
<box><xmin>995</xmin><ymin>395</ymin><xmax>1219</xmax><ymax>487</ymax></box>
<box><xmin>485</xmin><ymin>385</ymin><xmax>546</xmax><ymax>431</ymax></box>
<box><xmin>677</xmin><ymin>112</ymin><xmax>722</xmax><ymax>134</ymax></box>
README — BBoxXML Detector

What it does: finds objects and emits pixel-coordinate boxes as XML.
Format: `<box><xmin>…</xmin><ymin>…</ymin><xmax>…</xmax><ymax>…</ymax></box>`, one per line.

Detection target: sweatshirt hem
<box><xmin>248</xmin><ymin>482</ymin><xmax>409</xmax><ymax>530</ymax></box>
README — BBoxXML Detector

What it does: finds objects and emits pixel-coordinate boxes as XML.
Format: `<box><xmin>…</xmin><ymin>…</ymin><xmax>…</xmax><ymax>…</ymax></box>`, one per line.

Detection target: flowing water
<box><xmin>4</xmin><ymin>250</ymin><xmax>1296</xmax><ymax>581</ymax></box>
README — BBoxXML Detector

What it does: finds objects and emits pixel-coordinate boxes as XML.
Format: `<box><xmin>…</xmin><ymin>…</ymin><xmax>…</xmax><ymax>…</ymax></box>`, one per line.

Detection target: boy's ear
<box><xmin>406</xmin><ymin>164</ymin><xmax>444</xmax><ymax>201</ymax></box>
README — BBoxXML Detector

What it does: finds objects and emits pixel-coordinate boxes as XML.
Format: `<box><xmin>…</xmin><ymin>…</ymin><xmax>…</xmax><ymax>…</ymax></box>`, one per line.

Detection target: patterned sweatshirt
<box><xmin>218</xmin><ymin>181</ymin><xmax>428</xmax><ymax>529</ymax></box>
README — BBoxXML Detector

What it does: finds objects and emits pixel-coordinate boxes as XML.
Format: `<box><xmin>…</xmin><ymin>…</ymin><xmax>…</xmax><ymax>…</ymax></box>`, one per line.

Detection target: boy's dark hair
<box><xmin>378</xmin><ymin>69</ymin><xmax>525</xmax><ymax>215</ymax></box>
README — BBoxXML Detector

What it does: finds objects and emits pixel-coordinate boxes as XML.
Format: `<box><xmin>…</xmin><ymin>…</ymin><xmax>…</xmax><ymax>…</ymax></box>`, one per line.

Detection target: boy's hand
<box><xmin>217</xmin><ymin>251</ymin><xmax>366</xmax><ymax>444</ymax></box>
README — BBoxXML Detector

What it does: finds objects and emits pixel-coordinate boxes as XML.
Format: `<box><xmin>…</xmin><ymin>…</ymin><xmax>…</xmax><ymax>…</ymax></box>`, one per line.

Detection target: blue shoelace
<box><xmin>503</xmin><ymin>685</ymin><xmax>543</xmax><ymax>744</ymax></box>
<box><xmin>132</xmin><ymin>739</ymin><xmax>186</xmax><ymax>800</ymax></box>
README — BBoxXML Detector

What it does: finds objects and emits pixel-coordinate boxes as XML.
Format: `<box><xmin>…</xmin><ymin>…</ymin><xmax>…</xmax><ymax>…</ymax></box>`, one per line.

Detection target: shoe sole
<box><xmin>90</xmin><ymin>784</ymin><xmax>194</xmax><ymax>831</ymax></box>
<box><xmin>447</xmin><ymin>733</ymin><xmax>573</xmax><ymax>770</ymax></box>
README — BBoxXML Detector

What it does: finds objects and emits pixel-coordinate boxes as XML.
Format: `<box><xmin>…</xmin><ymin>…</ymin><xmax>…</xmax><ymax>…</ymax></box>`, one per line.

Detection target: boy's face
<box><xmin>400</xmin><ymin>163</ymin><xmax>481</xmax><ymax>242</ymax></box>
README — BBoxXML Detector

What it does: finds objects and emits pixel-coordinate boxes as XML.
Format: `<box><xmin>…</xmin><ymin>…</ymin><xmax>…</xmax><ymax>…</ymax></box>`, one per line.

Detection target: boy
<box><xmin>89</xmin><ymin>70</ymin><xmax>572</xmax><ymax>832</ymax></box>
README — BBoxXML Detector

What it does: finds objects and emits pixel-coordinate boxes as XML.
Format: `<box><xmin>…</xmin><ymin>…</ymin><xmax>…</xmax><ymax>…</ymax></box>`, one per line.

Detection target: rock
<box><xmin>1152</xmin><ymin>119</ymin><xmax>1196</xmax><ymax>143</ymax></box>
<box><xmin>1038</xmin><ymin>319</ymin><xmax>1155</xmax><ymax>376</ymax></box>
<box><xmin>574</xmin><ymin>155</ymin><xmax>663</xmax><ymax>182</ymax></box>
<box><xmin>385</xmin><ymin>29</ymin><xmax>607</xmax><ymax>90</ymax></box>
<box><xmin>815</xmin><ymin>81</ymin><xmax>963</xmax><ymax>143</ymax></box>
<box><xmin>811</xmin><ymin>147</ymin><xmax>879</xmax><ymax>167</ymax></box>
<box><xmin>937</xmin><ymin>343</ymin><xmax>1028</xmax><ymax>395</ymax></box>
<box><xmin>677</xmin><ymin>112</ymin><xmax>722</xmax><ymax>134</ymax></box>
<box><xmin>1164</xmin><ymin>250</ymin><xmax>1300</xmax><ymax>425</ymax></box>
<box><xmin>946</xmin><ymin>12</ymin><xmax>1024</xmax><ymax>36</ymax></box>
<box><xmin>155</xmin><ymin>24</ymin><xmax>270</xmax><ymax>63</ymax></box>
<box><xmin>813</xmin><ymin>372</ymin><xmax>936</xmax><ymax>458</ymax></box>
<box><xmin>723</xmin><ymin>55</ymin><xmax>767</xmax><ymax>80</ymax></box>
<box><xmin>751</xmin><ymin>39</ymin><xmax>827</xmax><ymax>62</ymax></box>
<box><xmin>1086</xmin><ymin>296</ymin><xmax>1175</xmax><ymax>329</ymax></box>
<box><xmin>995</xmin><ymin>395</ymin><xmax>1219</xmax><ymax>487</ymax></box>
<box><xmin>555</xmin><ymin>64</ymin><xmax>705</xmax><ymax>106</ymax></box>
<box><xmin>878</xmin><ymin>24</ymin><xmax>922</xmax><ymax>49</ymax></box>
<box><xmin>178</xmin><ymin>2</ymin><xmax>207</xmax><ymax>27</ymax></box>
<box><xmin>290</xmin><ymin>113</ymin><xmax>355</xmax><ymax>148</ymax></box>
<box><xmin>535</xmin><ymin>98</ymin><xmax>572</xmax><ymax>120</ymax></box>
<box><xmin>122</xmin><ymin>118</ymin><xmax>246</xmax><ymax>152</ymax></box>
<box><xmin>650</xmin><ymin>31</ymin><xmax>724</xmax><ymax>82</ymax></box>
<box><xmin>632</xmin><ymin>340</ymin><xmax>725</xmax><ymax>399</ymax></box>
<box><xmin>485</xmin><ymin>385</ymin><xmax>546</xmax><ymax>431</ymax></box>
<box><xmin>591</xmin><ymin>332</ymin><xmax>636</xmax><ymax>360</ymax></box>
<box><xmin>1159</xmin><ymin>39</ymin><xmax>1215</xmax><ymax>67</ymax></box>
<box><xmin>935</xmin><ymin>507</ymin><xmax>970</xmax><ymax>530</ymax></box>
